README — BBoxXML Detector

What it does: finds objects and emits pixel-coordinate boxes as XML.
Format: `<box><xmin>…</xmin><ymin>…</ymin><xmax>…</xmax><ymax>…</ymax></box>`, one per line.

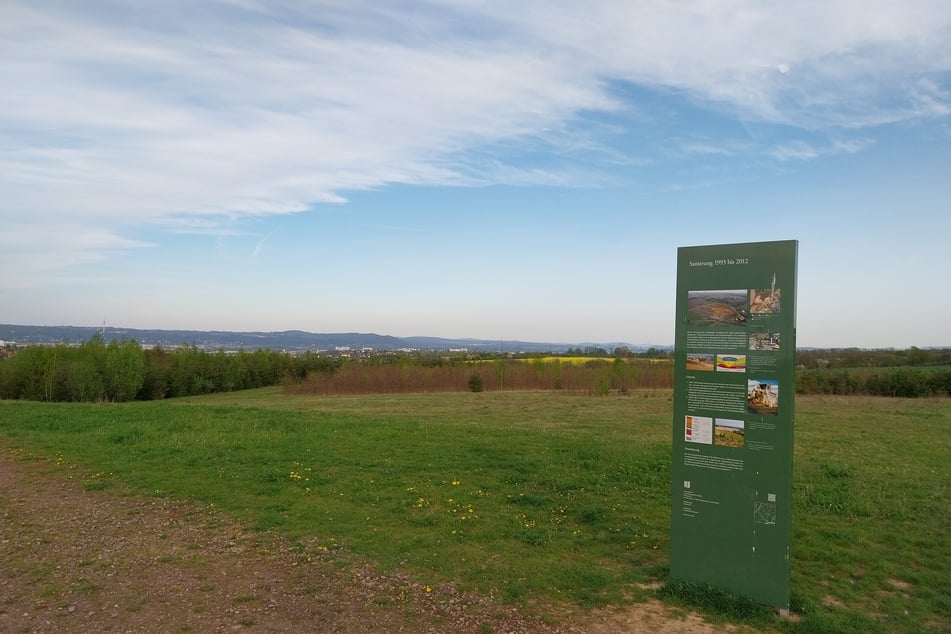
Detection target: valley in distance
<box><xmin>0</xmin><ymin>324</ymin><xmax>667</xmax><ymax>356</ymax></box>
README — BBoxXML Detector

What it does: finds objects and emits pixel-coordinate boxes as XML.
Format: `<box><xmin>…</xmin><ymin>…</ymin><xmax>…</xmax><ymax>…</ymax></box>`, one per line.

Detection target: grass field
<box><xmin>1</xmin><ymin>390</ymin><xmax>948</xmax><ymax>632</ymax></box>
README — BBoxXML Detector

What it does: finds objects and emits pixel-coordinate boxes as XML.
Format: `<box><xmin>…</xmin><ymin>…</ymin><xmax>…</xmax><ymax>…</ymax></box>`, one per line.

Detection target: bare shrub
<box><xmin>288</xmin><ymin>359</ymin><xmax>673</xmax><ymax>396</ymax></box>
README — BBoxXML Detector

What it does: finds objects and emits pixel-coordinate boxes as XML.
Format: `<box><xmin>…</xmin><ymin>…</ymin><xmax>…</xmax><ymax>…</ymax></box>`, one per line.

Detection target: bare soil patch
<box><xmin>1</xmin><ymin>447</ymin><xmax>744</xmax><ymax>633</ymax></box>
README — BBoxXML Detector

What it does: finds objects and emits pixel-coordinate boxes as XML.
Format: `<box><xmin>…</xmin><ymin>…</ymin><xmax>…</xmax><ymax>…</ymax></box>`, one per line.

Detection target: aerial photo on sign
<box><xmin>686</xmin><ymin>290</ymin><xmax>749</xmax><ymax>327</ymax></box>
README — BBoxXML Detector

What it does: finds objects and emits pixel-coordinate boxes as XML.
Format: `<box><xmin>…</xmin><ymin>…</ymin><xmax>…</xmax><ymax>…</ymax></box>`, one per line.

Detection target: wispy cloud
<box><xmin>0</xmin><ymin>222</ymin><xmax>154</xmax><ymax>289</ymax></box>
<box><xmin>1</xmin><ymin>1</ymin><xmax>948</xmax><ymax>286</ymax></box>
<box><xmin>252</xmin><ymin>227</ymin><xmax>278</xmax><ymax>258</ymax></box>
<box><xmin>769</xmin><ymin>137</ymin><xmax>875</xmax><ymax>161</ymax></box>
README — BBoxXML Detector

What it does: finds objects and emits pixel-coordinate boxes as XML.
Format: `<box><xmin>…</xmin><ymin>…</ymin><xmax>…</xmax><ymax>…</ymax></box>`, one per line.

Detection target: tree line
<box><xmin>795</xmin><ymin>367</ymin><xmax>951</xmax><ymax>397</ymax></box>
<box><xmin>0</xmin><ymin>336</ymin><xmax>339</xmax><ymax>402</ymax></box>
<box><xmin>793</xmin><ymin>347</ymin><xmax>951</xmax><ymax>397</ymax></box>
<box><xmin>796</xmin><ymin>346</ymin><xmax>951</xmax><ymax>369</ymax></box>
<box><xmin>1</xmin><ymin>338</ymin><xmax>948</xmax><ymax>402</ymax></box>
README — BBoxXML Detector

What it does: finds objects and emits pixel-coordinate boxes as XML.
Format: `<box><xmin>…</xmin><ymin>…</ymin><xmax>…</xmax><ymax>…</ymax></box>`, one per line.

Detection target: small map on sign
<box><xmin>753</xmin><ymin>501</ymin><xmax>776</xmax><ymax>525</ymax></box>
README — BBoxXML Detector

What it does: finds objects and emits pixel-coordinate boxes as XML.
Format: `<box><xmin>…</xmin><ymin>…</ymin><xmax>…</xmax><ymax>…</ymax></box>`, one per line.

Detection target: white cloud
<box><xmin>1</xmin><ymin>0</ymin><xmax>949</xmax><ymax>286</ymax></box>
<box><xmin>769</xmin><ymin>137</ymin><xmax>875</xmax><ymax>161</ymax></box>
<box><xmin>770</xmin><ymin>141</ymin><xmax>821</xmax><ymax>162</ymax></box>
<box><xmin>0</xmin><ymin>222</ymin><xmax>154</xmax><ymax>289</ymax></box>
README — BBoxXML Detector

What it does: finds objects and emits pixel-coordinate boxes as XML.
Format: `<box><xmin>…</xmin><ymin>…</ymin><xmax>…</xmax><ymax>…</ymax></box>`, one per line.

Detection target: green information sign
<box><xmin>670</xmin><ymin>240</ymin><xmax>798</xmax><ymax>609</ymax></box>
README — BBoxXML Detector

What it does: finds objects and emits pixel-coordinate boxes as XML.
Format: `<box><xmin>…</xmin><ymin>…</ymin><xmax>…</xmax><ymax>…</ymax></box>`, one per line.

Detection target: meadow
<box><xmin>0</xmin><ymin>389</ymin><xmax>948</xmax><ymax>632</ymax></box>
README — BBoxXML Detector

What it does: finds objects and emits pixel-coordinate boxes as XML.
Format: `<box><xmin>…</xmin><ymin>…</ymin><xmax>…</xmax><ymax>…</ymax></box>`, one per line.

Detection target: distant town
<box><xmin>0</xmin><ymin>324</ymin><xmax>667</xmax><ymax>357</ymax></box>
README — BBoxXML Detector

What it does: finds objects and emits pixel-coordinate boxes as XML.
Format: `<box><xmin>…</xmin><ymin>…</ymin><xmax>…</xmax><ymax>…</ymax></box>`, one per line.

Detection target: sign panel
<box><xmin>670</xmin><ymin>240</ymin><xmax>797</xmax><ymax>609</ymax></box>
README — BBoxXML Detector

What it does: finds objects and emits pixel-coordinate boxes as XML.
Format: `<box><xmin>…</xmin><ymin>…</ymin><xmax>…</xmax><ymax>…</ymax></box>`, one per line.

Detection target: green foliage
<box><xmin>0</xmin><ymin>339</ymin><xmax>341</xmax><ymax>402</ymax></box>
<box><xmin>797</xmin><ymin>346</ymin><xmax>951</xmax><ymax>369</ymax></box>
<box><xmin>797</xmin><ymin>367</ymin><xmax>951</xmax><ymax>397</ymax></box>
<box><xmin>0</xmin><ymin>338</ymin><xmax>144</xmax><ymax>402</ymax></box>
<box><xmin>468</xmin><ymin>373</ymin><xmax>484</xmax><ymax>392</ymax></box>
<box><xmin>104</xmin><ymin>340</ymin><xmax>147</xmax><ymax>402</ymax></box>
<box><xmin>794</xmin><ymin>348</ymin><xmax>951</xmax><ymax>397</ymax></box>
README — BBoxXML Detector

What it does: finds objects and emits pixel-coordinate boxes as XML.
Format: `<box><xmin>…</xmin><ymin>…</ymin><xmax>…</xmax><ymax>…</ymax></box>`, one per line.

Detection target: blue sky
<box><xmin>2</xmin><ymin>1</ymin><xmax>949</xmax><ymax>348</ymax></box>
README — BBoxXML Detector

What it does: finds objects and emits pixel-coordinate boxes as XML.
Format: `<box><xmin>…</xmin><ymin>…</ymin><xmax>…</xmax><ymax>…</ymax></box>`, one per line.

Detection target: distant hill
<box><xmin>0</xmin><ymin>324</ymin><xmax>667</xmax><ymax>354</ymax></box>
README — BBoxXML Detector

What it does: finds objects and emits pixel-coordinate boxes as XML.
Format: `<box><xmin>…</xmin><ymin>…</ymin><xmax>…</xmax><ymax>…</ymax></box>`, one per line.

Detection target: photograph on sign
<box><xmin>750</xmin><ymin>286</ymin><xmax>782</xmax><ymax>314</ymax></box>
<box><xmin>714</xmin><ymin>419</ymin><xmax>745</xmax><ymax>448</ymax></box>
<box><xmin>686</xmin><ymin>353</ymin><xmax>715</xmax><ymax>371</ymax></box>
<box><xmin>686</xmin><ymin>290</ymin><xmax>748</xmax><ymax>327</ymax></box>
<box><xmin>749</xmin><ymin>331</ymin><xmax>781</xmax><ymax>351</ymax></box>
<box><xmin>747</xmin><ymin>379</ymin><xmax>780</xmax><ymax>415</ymax></box>
<box><xmin>716</xmin><ymin>354</ymin><xmax>747</xmax><ymax>372</ymax></box>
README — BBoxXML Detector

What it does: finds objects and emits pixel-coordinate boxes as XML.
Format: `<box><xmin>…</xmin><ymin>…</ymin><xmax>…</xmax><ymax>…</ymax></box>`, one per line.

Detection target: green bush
<box><xmin>0</xmin><ymin>338</ymin><xmax>316</xmax><ymax>402</ymax></box>
<box><xmin>796</xmin><ymin>367</ymin><xmax>951</xmax><ymax>397</ymax></box>
<box><xmin>468</xmin><ymin>373</ymin><xmax>484</xmax><ymax>392</ymax></box>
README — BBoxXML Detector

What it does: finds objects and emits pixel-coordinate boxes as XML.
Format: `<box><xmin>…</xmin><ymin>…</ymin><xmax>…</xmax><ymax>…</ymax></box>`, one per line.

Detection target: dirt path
<box><xmin>0</xmin><ymin>447</ymin><xmax>742</xmax><ymax>633</ymax></box>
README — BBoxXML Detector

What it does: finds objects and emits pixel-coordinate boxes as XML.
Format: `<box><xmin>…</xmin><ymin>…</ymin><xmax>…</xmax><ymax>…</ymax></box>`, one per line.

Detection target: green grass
<box><xmin>1</xmin><ymin>389</ymin><xmax>949</xmax><ymax>632</ymax></box>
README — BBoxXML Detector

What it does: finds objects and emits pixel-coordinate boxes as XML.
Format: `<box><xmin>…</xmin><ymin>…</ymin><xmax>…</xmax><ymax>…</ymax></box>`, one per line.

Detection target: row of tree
<box><xmin>0</xmin><ymin>336</ymin><xmax>339</xmax><ymax>402</ymax></box>
<box><xmin>795</xmin><ymin>368</ymin><xmax>951</xmax><ymax>397</ymax></box>
<box><xmin>796</xmin><ymin>346</ymin><xmax>951</xmax><ymax>369</ymax></box>
<box><xmin>561</xmin><ymin>346</ymin><xmax>672</xmax><ymax>359</ymax></box>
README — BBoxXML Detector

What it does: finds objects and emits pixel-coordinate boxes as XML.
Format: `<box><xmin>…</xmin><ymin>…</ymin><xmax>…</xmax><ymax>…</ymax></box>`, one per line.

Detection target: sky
<box><xmin>2</xmin><ymin>1</ymin><xmax>950</xmax><ymax>348</ymax></box>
